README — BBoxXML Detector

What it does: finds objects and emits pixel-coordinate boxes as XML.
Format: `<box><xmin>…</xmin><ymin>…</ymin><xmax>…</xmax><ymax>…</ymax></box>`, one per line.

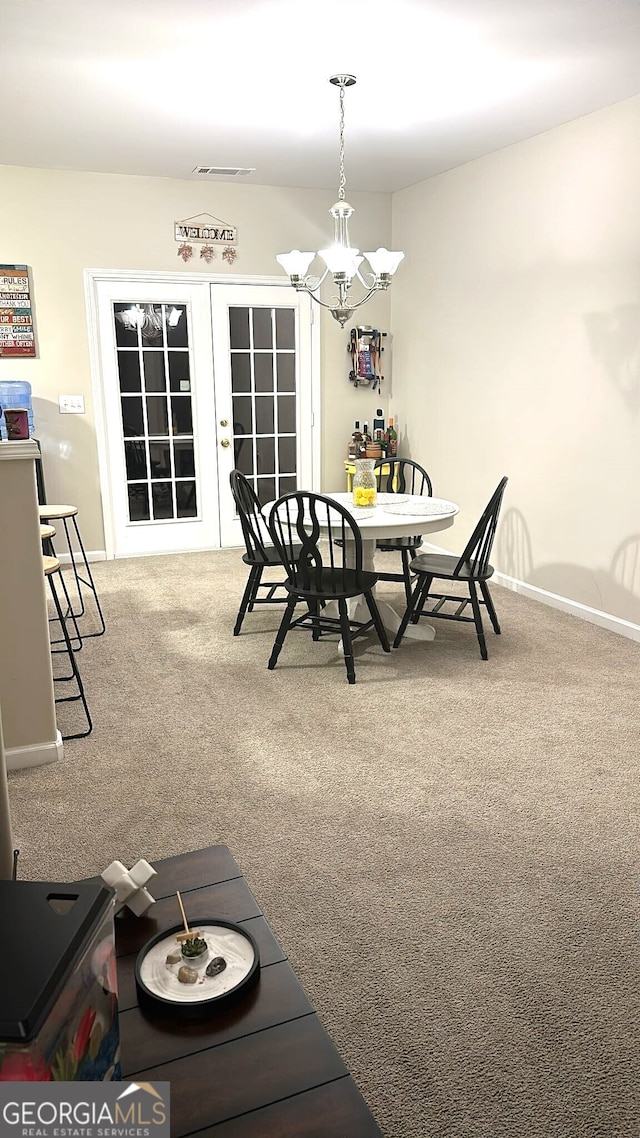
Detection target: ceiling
<box><xmin>4</xmin><ymin>0</ymin><xmax>640</xmax><ymax>194</ymax></box>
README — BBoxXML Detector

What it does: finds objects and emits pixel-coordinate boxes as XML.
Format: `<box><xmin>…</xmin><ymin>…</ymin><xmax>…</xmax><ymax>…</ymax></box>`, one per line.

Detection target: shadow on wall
<box><xmin>584</xmin><ymin>303</ymin><xmax>640</xmax><ymax>412</ymax></box>
<box><xmin>497</xmin><ymin>507</ymin><xmax>640</xmax><ymax>627</ymax></box>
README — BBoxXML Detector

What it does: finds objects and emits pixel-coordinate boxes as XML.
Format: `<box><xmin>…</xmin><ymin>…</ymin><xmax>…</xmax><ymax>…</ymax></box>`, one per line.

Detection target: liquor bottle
<box><xmin>360</xmin><ymin>421</ymin><xmax>371</xmax><ymax>456</ymax></box>
<box><xmin>372</xmin><ymin>408</ymin><xmax>385</xmax><ymax>442</ymax></box>
<box><xmin>386</xmin><ymin>416</ymin><xmax>398</xmax><ymax>457</ymax></box>
<box><xmin>350</xmin><ymin>420</ymin><xmax>363</xmax><ymax>459</ymax></box>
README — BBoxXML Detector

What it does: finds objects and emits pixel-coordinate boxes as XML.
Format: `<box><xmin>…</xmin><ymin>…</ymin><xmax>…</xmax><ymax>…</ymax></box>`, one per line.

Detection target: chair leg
<box><xmin>363</xmin><ymin>591</ymin><xmax>390</xmax><ymax>652</ymax></box>
<box><xmin>48</xmin><ymin>572</ymin><xmax>93</xmax><ymax>739</ymax></box>
<box><xmin>234</xmin><ymin>564</ymin><xmax>263</xmax><ymax>635</ymax></box>
<box><xmin>307</xmin><ymin>598</ymin><xmax>322</xmax><ymax>641</ymax></box>
<box><xmin>338</xmin><ymin>599</ymin><xmax>356</xmax><ymax>684</ymax></box>
<box><xmin>480</xmin><ymin>580</ymin><xmax>501</xmax><ymax>635</ymax></box>
<box><xmin>400</xmin><ymin>549</ymin><xmax>413</xmax><ymax>606</ymax></box>
<box><xmin>411</xmin><ymin>574</ymin><xmax>432</xmax><ymax>624</ymax></box>
<box><xmin>468</xmin><ymin>579</ymin><xmax>488</xmax><ymax>660</ymax></box>
<box><xmin>246</xmin><ymin>563</ymin><xmax>264</xmax><ymax>613</ymax></box>
<box><xmin>268</xmin><ymin>596</ymin><xmax>298</xmax><ymax>670</ymax></box>
<box><xmin>393</xmin><ymin>576</ymin><xmax>425</xmax><ymax>648</ymax></box>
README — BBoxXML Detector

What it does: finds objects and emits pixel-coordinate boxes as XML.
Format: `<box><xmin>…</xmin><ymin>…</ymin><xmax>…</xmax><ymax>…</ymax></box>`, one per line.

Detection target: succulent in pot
<box><xmin>180</xmin><ymin>935</ymin><xmax>208</xmax><ymax>965</ymax></box>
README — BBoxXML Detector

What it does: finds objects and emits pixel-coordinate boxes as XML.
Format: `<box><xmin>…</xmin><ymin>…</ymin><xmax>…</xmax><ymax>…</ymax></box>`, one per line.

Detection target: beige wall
<box><xmin>391</xmin><ymin>95</ymin><xmax>640</xmax><ymax>628</ymax></box>
<box><xmin>0</xmin><ymin>165</ymin><xmax>392</xmax><ymax>548</ymax></box>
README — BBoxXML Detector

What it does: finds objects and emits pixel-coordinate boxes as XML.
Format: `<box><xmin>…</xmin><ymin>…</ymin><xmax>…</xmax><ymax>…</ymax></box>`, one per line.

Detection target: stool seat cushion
<box><xmin>42</xmin><ymin>555</ymin><xmax>60</xmax><ymax>575</ymax></box>
<box><xmin>39</xmin><ymin>504</ymin><xmax>79</xmax><ymax>520</ymax></box>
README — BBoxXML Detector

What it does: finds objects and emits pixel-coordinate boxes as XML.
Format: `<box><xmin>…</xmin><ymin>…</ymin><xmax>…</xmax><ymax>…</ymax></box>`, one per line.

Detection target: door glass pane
<box><xmin>121</xmin><ymin>396</ymin><xmax>144</xmax><ymax>436</ymax></box>
<box><xmin>275</xmin><ymin>308</ymin><xmax>295</xmax><ymax>350</ymax></box>
<box><xmin>278</xmin><ymin>437</ymin><xmax>296</xmax><ymax>473</ymax></box>
<box><xmin>278</xmin><ymin>395</ymin><xmax>296</xmax><ymax>434</ymax></box>
<box><xmin>128</xmin><ymin>484</ymin><xmax>149</xmax><ymax>521</ymax></box>
<box><xmin>149</xmin><ymin>441</ymin><xmax>172</xmax><ymax>476</ymax></box>
<box><xmin>174</xmin><ymin>440</ymin><xmax>195</xmax><ymax>477</ymax></box>
<box><xmin>140</xmin><ymin>305</ymin><xmax>165</xmax><ymax>347</ymax></box>
<box><xmin>233</xmin><ymin>396</ymin><xmax>252</xmax><ymax>435</ymax></box>
<box><xmin>118</xmin><ymin>352</ymin><xmax>141</xmax><ymax>392</ymax></box>
<box><xmin>152</xmin><ymin>482</ymin><xmax>174</xmax><ymax>520</ymax></box>
<box><xmin>252</xmin><ymin>308</ymin><xmax>272</xmax><ymax>350</ymax></box>
<box><xmin>171</xmin><ymin>396</ymin><xmax>193</xmax><ymax>435</ymax></box>
<box><xmin>176</xmin><ymin>481</ymin><xmax>197</xmax><ymax>517</ymax></box>
<box><xmin>143</xmin><ymin>352</ymin><xmax>166</xmax><ymax>392</ymax></box>
<box><xmin>276</xmin><ymin>354</ymin><xmax>295</xmax><ymax>391</ymax></box>
<box><xmin>168</xmin><ymin>352</ymin><xmax>190</xmax><ymax>392</ymax></box>
<box><xmin>255</xmin><ymin>398</ymin><xmax>274</xmax><ymax>434</ymax></box>
<box><xmin>166</xmin><ymin>305</ymin><xmax>188</xmax><ymax>348</ymax></box>
<box><xmin>125</xmin><ymin>440</ymin><xmax>148</xmax><ymax>480</ymax></box>
<box><xmin>257</xmin><ymin>437</ymin><xmax>275</xmax><ymax>475</ymax></box>
<box><xmin>229</xmin><ymin>307</ymin><xmax>250</xmax><ymax>349</ymax></box>
<box><xmin>254</xmin><ymin>354</ymin><xmax>274</xmax><ymax>392</ymax></box>
<box><xmin>279</xmin><ymin>475</ymin><xmax>297</xmax><ymax>496</ymax></box>
<box><xmin>147</xmin><ymin>396</ymin><xmax>169</xmax><ymax>435</ymax></box>
<box><xmin>234</xmin><ymin>436</ymin><xmax>253</xmax><ymax>476</ymax></box>
<box><xmin>231</xmin><ymin>354</ymin><xmax>251</xmax><ymax>393</ymax></box>
<box><xmin>256</xmin><ymin>477</ymin><xmax>276</xmax><ymax>507</ymax></box>
<box><xmin>112</xmin><ymin>299</ymin><xmax>199</xmax><ymax>526</ymax></box>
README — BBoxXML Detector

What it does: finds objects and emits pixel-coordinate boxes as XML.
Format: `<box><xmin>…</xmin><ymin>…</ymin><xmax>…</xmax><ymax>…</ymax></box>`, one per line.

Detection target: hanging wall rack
<box><xmin>348</xmin><ymin>326</ymin><xmax>386</xmax><ymax>390</ymax></box>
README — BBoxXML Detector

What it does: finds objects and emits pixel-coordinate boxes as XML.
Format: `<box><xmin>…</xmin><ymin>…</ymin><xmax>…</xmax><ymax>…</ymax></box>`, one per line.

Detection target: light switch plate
<box><xmin>59</xmin><ymin>395</ymin><xmax>85</xmax><ymax>414</ymax></box>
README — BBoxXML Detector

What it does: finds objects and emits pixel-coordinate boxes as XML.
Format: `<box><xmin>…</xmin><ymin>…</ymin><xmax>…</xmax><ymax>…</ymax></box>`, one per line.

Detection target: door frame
<box><xmin>85</xmin><ymin>268</ymin><xmax>321</xmax><ymax>559</ymax></box>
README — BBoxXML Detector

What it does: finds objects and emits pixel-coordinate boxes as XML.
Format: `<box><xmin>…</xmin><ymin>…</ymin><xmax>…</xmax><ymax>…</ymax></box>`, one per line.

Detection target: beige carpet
<box><xmin>8</xmin><ymin>548</ymin><xmax>640</xmax><ymax>1137</ymax></box>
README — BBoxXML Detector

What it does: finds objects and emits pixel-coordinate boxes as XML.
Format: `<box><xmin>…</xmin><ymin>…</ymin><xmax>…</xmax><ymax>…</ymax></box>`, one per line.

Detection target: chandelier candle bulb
<box><xmin>276</xmin><ymin>76</ymin><xmax>404</xmax><ymax>326</ymax></box>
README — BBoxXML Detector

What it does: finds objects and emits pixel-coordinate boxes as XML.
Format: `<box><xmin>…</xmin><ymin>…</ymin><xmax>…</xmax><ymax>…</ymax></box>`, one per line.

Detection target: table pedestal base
<box><xmin>331</xmin><ymin>537</ymin><xmax>436</xmax><ymax>649</ymax></box>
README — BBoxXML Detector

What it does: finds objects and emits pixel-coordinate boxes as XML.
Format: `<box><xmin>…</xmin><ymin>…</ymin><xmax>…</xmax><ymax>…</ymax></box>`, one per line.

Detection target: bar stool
<box><xmin>43</xmin><ymin>554</ymin><xmax>92</xmax><ymax>740</ymax></box>
<box><xmin>40</xmin><ymin>523</ymin><xmax>82</xmax><ymax>652</ymax></box>
<box><xmin>39</xmin><ymin>504</ymin><xmax>106</xmax><ymax>638</ymax></box>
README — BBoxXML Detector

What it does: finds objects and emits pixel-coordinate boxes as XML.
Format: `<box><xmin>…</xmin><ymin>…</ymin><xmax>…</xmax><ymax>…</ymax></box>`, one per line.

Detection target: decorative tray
<box><xmin>135</xmin><ymin>920</ymin><xmax>260</xmax><ymax>1018</ymax></box>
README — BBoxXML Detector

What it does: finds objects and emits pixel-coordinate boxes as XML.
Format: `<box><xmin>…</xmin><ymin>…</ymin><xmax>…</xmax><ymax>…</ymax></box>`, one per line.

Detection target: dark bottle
<box><xmin>350</xmin><ymin>420</ymin><xmax>363</xmax><ymax>459</ymax></box>
<box><xmin>372</xmin><ymin>408</ymin><xmax>385</xmax><ymax>442</ymax></box>
<box><xmin>386</xmin><ymin>416</ymin><xmax>398</xmax><ymax>457</ymax></box>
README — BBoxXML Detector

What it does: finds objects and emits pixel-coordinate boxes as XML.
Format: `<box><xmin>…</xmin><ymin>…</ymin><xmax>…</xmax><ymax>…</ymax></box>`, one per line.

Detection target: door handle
<box><xmin>220</xmin><ymin>438</ymin><xmax>230</xmax><ymax>448</ymax></box>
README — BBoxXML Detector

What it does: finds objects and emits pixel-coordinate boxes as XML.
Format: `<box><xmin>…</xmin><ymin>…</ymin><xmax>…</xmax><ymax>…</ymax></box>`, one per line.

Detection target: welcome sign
<box><xmin>174</xmin><ymin>213</ymin><xmax>236</xmax><ymax>245</ymax></box>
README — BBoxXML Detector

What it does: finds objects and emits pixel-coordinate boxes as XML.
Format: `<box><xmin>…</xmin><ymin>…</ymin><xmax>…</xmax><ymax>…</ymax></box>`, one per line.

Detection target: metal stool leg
<box><xmin>48</xmin><ymin>570</ymin><xmax>93</xmax><ymax>740</ymax></box>
<box><xmin>65</xmin><ymin>515</ymin><xmax>106</xmax><ymax>637</ymax></box>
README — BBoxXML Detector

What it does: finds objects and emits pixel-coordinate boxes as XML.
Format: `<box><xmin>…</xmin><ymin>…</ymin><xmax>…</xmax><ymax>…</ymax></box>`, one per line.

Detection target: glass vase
<box><xmin>352</xmin><ymin>458</ymin><xmax>377</xmax><ymax>509</ymax></box>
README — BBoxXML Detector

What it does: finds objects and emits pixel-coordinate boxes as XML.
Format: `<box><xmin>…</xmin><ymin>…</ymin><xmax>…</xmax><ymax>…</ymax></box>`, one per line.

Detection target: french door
<box><xmin>90</xmin><ymin>275</ymin><xmax>317</xmax><ymax>557</ymax></box>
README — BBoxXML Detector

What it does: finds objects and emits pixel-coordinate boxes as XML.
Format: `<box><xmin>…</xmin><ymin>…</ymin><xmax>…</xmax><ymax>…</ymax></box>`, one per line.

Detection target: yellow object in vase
<box><xmin>352</xmin><ymin>459</ymin><xmax>377</xmax><ymax>509</ymax></box>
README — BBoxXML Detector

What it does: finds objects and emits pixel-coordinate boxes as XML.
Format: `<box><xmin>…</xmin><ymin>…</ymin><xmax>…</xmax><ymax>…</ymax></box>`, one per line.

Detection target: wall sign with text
<box><xmin>0</xmin><ymin>264</ymin><xmax>36</xmax><ymax>357</ymax></box>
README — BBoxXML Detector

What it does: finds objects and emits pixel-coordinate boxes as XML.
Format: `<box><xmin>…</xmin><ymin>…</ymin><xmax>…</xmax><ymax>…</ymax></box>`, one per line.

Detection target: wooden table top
<box><xmin>114</xmin><ymin>845</ymin><xmax>382</xmax><ymax>1137</ymax></box>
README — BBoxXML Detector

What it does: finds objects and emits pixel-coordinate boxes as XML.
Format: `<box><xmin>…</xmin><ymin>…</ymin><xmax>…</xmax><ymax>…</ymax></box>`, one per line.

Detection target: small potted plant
<box><xmin>180</xmin><ymin>934</ymin><xmax>208</xmax><ymax>967</ymax></box>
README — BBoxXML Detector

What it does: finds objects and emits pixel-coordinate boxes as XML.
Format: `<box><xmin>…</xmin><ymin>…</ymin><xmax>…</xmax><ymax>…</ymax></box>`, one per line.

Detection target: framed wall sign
<box><xmin>0</xmin><ymin>265</ymin><xmax>36</xmax><ymax>357</ymax></box>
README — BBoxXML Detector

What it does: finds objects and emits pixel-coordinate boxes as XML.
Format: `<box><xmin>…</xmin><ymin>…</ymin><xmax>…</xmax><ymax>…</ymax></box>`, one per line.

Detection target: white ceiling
<box><xmin>4</xmin><ymin>0</ymin><xmax>640</xmax><ymax>194</ymax></box>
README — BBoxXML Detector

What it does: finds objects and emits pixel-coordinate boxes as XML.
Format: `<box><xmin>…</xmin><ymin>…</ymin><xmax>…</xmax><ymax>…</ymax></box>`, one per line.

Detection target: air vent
<box><xmin>193</xmin><ymin>166</ymin><xmax>255</xmax><ymax>177</ymax></box>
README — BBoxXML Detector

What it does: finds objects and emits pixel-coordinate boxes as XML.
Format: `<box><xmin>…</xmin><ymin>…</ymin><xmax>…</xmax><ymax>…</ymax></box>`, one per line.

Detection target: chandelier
<box><xmin>276</xmin><ymin>75</ymin><xmax>404</xmax><ymax>328</ymax></box>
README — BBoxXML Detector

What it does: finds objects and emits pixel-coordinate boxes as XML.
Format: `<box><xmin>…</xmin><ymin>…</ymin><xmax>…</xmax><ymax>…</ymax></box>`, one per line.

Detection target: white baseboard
<box><xmin>421</xmin><ymin>542</ymin><xmax>640</xmax><ymax>643</ymax></box>
<box><xmin>6</xmin><ymin>731</ymin><xmax>64</xmax><ymax>772</ymax></box>
<box><xmin>55</xmin><ymin>550</ymin><xmax>106</xmax><ymax>565</ymax></box>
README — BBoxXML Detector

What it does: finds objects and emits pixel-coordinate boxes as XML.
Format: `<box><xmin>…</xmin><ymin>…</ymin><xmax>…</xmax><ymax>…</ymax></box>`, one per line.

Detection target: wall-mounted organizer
<box><xmin>348</xmin><ymin>326</ymin><xmax>387</xmax><ymax>391</ymax></box>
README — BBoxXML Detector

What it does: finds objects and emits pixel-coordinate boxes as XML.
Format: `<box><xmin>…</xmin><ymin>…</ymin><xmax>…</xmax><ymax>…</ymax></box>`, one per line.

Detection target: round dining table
<box><xmin>264</xmin><ymin>491</ymin><xmax>459</xmax><ymax>643</ymax></box>
<box><xmin>318</xmin><ymin>491</ymin><xmax>459</xmax><ymax>641</ymax></box>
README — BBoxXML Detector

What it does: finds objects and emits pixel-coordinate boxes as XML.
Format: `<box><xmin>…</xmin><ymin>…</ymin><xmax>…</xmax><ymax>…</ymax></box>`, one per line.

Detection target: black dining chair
<box><xmin>229</xmin><ymin>470</ymin><xmax>292</xmax><ymax>635</ymax></box>
<box><xmin>374</xmin><ymin>458</ymin><xmax>434</xmax><ymax>604</ymax></box>
<box><xmin>267</xmin><ymin>491</ymin><xmax>390</xmax><ymax>684</ymax></box>
<box><xmin>393</xmin><ymin>476</ymin><xmax>508</xmax><ymax>660</ymax></box>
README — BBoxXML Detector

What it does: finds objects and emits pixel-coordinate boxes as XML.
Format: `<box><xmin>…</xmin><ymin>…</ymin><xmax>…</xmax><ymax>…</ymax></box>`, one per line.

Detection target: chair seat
<box><xmin>39</xmin><ymin>504</ymin><xmax>78</xmax><ymax>520</ymax></box>
<box><xmin>377</xmin><ymin>535</ymin><xmax>422</xmax><ymax>550</ymax></box>
<box><xmin>242</xmin><ymin>547</ymin><xmax>289</xmax><ymax>568</ymax></box>
<box><xmin>284</xmin><ymin>566</ymin><xmax>379</xmax><ymax>601</ymax></box>
<box><xmin>40</xmin><ymin>524</ymin><xmax>56</xmax><ymax>540</ymax></box>
<box><xmin>42</xmin><ymin>555</ymin><xmax>60</xmax><ymax>575</ymax></box>
<box><xmin>410</xmin><ymin>552</ymin><xmax>495</xmax><ymax>582</ymax></box>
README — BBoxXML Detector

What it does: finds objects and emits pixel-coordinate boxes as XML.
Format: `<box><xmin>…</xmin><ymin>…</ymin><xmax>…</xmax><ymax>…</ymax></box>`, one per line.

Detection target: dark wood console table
<box><xmin>114</xmin><ymin>844</ymin><xmax>382</xmax><ymax>1137</ymax></box>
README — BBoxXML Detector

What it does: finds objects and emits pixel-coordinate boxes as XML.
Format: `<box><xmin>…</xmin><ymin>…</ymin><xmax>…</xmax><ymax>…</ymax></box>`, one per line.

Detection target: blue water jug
<box><xmin>0</xmin><ymin>380</ymin><xmax>35</xmax><ymax>439</ymax></box>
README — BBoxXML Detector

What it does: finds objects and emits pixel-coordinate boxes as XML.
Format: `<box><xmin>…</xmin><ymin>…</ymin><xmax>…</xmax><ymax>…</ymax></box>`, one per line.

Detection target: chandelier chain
<box><xmin>338</xmin><ymin>83</ymin><xmax>346</xmax><ymax>201</ymax></box>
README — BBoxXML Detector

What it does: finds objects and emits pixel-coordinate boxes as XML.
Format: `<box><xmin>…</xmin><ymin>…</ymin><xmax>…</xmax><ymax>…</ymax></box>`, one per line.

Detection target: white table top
<box><xmin>264</xmin><ymin>492</ymin><xmax>459</xmax><ymax>543</ymax></box>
